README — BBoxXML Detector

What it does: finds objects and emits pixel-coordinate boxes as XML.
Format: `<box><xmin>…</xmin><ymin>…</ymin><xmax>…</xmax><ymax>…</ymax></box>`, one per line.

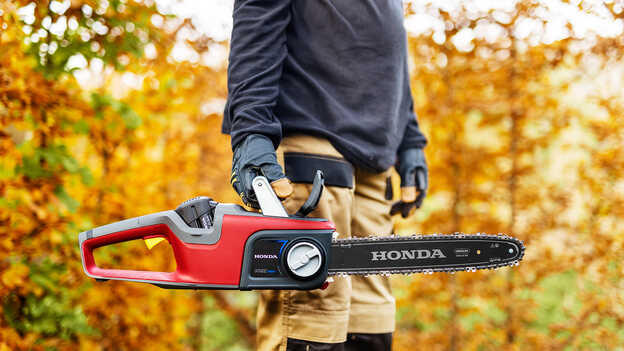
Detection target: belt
<box><xmin>284</xmin><ymin>152</ymin><xmax>354</xmax><ymax>189</ymax></box>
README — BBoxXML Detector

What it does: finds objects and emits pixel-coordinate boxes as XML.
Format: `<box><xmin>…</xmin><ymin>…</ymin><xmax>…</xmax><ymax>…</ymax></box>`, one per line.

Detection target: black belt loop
<box><xmin>284</xmin><ymin>152</ymin><xmax>354</xmax><ymax>189</ymax></box>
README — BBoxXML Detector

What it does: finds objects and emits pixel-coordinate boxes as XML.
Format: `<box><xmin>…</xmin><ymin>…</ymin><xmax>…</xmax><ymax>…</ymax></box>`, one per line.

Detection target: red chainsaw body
<box><xmin>80</xmin><ymin>211</ymin><xmax>335</xmax><ymax>288</ymax></box>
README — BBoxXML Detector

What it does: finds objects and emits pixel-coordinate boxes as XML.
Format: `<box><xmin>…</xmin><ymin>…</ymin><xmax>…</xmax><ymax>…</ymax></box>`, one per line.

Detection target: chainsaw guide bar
<box><xmin>329</xmin><ymin>234</ymin><xmax>524</xmax><ymax>276</ymax></box>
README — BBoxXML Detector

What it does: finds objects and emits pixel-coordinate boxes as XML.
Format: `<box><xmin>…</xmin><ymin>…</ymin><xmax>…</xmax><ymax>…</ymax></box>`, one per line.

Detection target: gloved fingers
<box><xmin>239</xmin><ymin>166</ymin><xmax>293</xmax><ymax>207</ymax></box>
<box><xmin>235</xmin><ymin>166</ymin><xmax>261</xmax><ymax>208</ymax></box>
<box><xmin>259</xmin><ymin>160</ymin><xmax>286</xmax><ymax>183</ymax></box>
<box><xmin>259</xmin><ymin>160</ymin><xmax>292</xmax><ymax>199</ymax></box>
<box><xmin>390</xmin><ymin>190</ymin><xmax>425</xmax><ymax>218</ymax></box>
<box><xmin>415</xmin><ymin>189</ymin><xmax>426</xmax><ymax>209</ymax></box>
<box><xmin>390</xmin><ymin>201</ymin><xmax>402</xmax><ymax>216</ymax></box>
<box><xmin>401</xmin><ymin>167</ymin><xmax>427</xmax><ymax>189</ymax></box>
<box><xmin>390</xmin><ymin>201</ymin><xmax>418</xmax><ymax>218</ymax></box>
<box><xmin>231</xmin><ymin>166</ymin><xmax>248</xmax><ymax>203</ymax></box>
<box><xmin>399</xmin><ymin>168</ymin><xmax>417</xmax><ymax>188</ymax></box>
<box><xmin>390</xmin><ymin>201</ymin><xmax>409</xmax><ymax>217</ymax></box>
<box><xmin>231</xmin><ymin>171</ymin><xmax>244</xmax><ymax>198</ymax></box>
<box><xmin>415</xmin><ymin>167</ymin><xmax>428</xmax><ymax>191</ymax></box>
<box><xmin>401</xmin><ymin>201</ymin><xmax>418</xmax><ymax>218</ymax></box>
<box><xmin>271</xmin><ymin>177</ymin><xmax>294</xmax><ymax>199</ymax></box>
<box><xmin>392</xmin><ymin>148</ymin><xmax>428</xmax><ymax>218</ymax></box>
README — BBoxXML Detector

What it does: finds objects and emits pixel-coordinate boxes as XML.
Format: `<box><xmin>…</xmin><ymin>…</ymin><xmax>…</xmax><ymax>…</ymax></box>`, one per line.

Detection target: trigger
<box><xmin>144</xmin><ymin>237</ymin><xmax>165</xmax><ymax>250</ymax></box>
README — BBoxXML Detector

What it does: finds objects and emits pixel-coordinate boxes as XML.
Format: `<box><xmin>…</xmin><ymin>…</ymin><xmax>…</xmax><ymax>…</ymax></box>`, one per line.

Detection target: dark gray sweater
<box><xmin>222</xmin><ymin>0</ymin><xmax>427</xmax><ymax>172</ymax></box>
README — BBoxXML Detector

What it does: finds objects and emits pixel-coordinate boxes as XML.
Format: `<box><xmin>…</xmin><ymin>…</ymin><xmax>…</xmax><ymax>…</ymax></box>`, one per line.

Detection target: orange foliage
<box><xmin>1</xmin><ymin>1</ymin><xmax>623</xmax><ymax>351</ymax></box>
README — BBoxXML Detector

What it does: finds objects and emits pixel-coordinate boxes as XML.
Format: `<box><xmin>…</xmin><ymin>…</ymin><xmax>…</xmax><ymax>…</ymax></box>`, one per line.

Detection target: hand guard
<box><xmin>231</xmin><ymin>134</ymin><xmax>293</xmax><ymax>209</ymax></box>
<box><xmin>391</xmin><ymin>148</ymin><xmax>428</xmax><ymax>218</ymax></box>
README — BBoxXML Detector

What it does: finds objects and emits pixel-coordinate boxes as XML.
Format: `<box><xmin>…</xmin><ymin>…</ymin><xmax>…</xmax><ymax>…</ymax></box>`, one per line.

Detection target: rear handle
<box><xmin>80</xmin><ymin>223</ymin><xmax>181</xmax><ymax>284</ymax></box>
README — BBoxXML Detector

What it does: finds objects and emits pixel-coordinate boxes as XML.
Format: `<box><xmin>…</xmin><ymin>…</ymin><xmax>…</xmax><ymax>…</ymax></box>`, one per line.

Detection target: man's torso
<box><xmin>276</xmin><ymin>0</ymin><xmax>412</xmax><ymax>172</ymax></box>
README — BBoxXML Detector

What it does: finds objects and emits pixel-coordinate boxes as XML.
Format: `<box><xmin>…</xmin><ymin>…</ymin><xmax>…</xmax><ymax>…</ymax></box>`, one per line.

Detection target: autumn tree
<box><xmin>1</xmin><ymin>1</ymin><xmax>247</xmax><ymax>350</ymax></box>
<box><xmin>394</xmin><ymin>1</ymin><xmax>624</xmax><ymax>350</ymax></box>
<box><xmin>2</xmin><ymin>1</ymin><xmax>623</xmax><ymax>350</ymax></box>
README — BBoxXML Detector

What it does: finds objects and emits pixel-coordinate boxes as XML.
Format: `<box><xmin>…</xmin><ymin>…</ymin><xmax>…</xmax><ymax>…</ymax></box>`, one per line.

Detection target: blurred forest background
<box><xmin>1</xmin><ymin>0</ymin><xmax>623</xmax><ymax>350</ymax></box>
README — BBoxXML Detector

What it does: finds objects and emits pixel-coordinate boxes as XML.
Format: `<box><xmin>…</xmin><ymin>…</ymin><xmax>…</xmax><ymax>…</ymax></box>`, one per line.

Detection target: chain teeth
<box><xmin>328</xmin><ymin>232</ymin><xmax>525</xmax><ymax>276</ymax></box>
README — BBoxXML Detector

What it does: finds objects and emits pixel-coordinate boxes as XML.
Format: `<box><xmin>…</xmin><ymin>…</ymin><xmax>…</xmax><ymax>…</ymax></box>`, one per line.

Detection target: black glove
<box><xmin>231</xmin><ymin>134</ymin><xmax>293</xmax><ymax>209</ymax></box>
<box><xmin>390</xmin><ymin>148</ymin><xmax>428</xmax><ymax>218</ymax></box>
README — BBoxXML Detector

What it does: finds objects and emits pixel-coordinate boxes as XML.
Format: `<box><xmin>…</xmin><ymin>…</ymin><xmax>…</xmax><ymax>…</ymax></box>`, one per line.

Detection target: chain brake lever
<box><xmin>294</xmin><ymin>170</ymin><xmax>324</xmax><ymax>217</ymax></box>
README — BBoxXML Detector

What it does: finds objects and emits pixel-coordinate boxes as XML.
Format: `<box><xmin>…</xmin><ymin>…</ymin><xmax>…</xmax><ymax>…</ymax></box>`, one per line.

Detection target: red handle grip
<box><xmin>81</xmin><ymin>222</ymin><xmax>245</xmax><ymax>287</ymax></box>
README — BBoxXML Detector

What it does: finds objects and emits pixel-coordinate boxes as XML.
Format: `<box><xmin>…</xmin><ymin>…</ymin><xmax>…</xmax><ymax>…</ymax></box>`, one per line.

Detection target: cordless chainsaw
<box><xmin>79</xmin><ymin>171</ymin><xmax>525</xmax><ymax>290</ymax></box>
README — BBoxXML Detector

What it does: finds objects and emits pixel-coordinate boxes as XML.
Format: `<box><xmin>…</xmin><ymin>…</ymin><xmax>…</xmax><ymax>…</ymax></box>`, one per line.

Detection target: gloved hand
<box><xmin>231</xmin><ymin>134</ymin><xmax>293</xmax><ymax>209</ymax></box>
<box><xmin>390</xmin><ymin>148</ymin><xmax>428</xmax><ymax>218</ymax></box>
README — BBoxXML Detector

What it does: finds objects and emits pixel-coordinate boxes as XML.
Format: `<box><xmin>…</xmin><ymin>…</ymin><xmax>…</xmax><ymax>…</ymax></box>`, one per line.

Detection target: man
<box><xmin>222</xmin><ymin>1</ymin><xmax>428</xmax><ymax>350</ymax></box>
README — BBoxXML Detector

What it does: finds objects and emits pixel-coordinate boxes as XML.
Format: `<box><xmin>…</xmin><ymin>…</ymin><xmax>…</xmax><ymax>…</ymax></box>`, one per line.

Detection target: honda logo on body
<box><xmin>371</xmin><ymin>249</ymin><xmax>446</xmax><ymax>261</ymax></box>
<box><xmin>254</xmin><ymin>254</ymin><xmax>278</xmax><ymax>259</ymax></box>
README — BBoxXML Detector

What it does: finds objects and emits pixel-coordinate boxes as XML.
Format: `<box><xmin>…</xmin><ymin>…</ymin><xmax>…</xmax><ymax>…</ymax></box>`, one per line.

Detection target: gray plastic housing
<box><xmin>78</xmin><ymin>203</ymin><xmax>256</xmax><ymax>246</ymax></box>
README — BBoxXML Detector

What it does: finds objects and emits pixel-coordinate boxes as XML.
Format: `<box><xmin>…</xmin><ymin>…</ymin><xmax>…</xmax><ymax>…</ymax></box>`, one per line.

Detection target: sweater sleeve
<box><xmin>398</xmin><ymin>93</ymin><xmax>428</xmax><ymax>152</ymax></box>
<box><xmin>222</xmin><ymin>0</ymin><xmax>292</xmax><ymax>150</ymax></box>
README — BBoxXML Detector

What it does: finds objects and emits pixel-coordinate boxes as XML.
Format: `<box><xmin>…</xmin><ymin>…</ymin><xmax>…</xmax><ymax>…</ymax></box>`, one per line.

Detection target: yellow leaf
<box><xmin>1</xmin><ymin>263</ymin><xmax>29</xmax><ymax>288</ymax></box>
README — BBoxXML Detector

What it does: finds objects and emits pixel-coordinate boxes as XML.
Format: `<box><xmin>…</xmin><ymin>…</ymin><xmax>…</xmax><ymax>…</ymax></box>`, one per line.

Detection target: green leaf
<box><xmin>18</xmin><ymin>153</ymin><xmax>52</xmax><ymax>179</ymax></box>
<box><xmin>91</xmin><ymin>93</ymin><xmax>113</xmax><ymax>119</ymax></box>
<box><xmin>0</xmin><ymin>163</ymin><xmax>15</xmax><ymax>180</ymax></box>
<box><xmin>41</xmin><ymin>145</ymin><xmax>68</xmax><ymax>166</ymax></box>
<box><xmin>71</xmin><ymin>120</ymin><xmax>90</xmax><ymax>134</ymax></box>
<box><xmin>530</xmin><ymin>270</ymin><xmax>581</xmax><ymax>333</ymax></box>
<box><xmin>61</xmin><ymin>156</ymin><xmax>80</xmax><ymax>173</ymax></box>
<box><xmin>120</xmin><ymin>106</ymin><xmax>142</xmax><ymax>129</ymax></box>
<box><xmin>54</xmin><ymin>186</ymin><xmax>79</xmax><ymax>213</ymax></box>
<box><xmin>78</xmin><ymin>167</ymin><xmax>94</xmax><ymax>186</ymax></box>
<box><xmin>0</xmin><ymin>197</ymin><xmax>19</xmax><ymax>209</ymax></box>
<box><xmin>200</xmin><ymin>295</ymin><xmax>250</xmax><ymax>351</ymax></box>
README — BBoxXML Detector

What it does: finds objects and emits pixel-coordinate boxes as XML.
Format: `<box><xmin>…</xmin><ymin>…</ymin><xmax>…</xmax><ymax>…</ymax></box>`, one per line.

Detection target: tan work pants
<box><xmin>256</xmin><ymin>135</ymin><xmax>395</xmax><ymax>351</ymax></box>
